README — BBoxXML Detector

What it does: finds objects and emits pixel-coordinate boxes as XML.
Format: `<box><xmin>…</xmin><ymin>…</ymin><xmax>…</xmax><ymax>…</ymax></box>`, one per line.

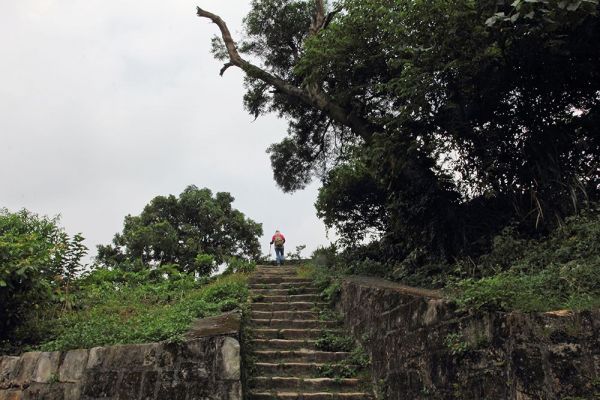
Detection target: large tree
<box><xmin>199</xmin><ymin>0</ymin><xmax>600</xmax><ymax>261</ymax></box>
<box><xmin>97</xmin><ymin>186</ymin><xmax>262</xmax><ymax>275</ymax></box>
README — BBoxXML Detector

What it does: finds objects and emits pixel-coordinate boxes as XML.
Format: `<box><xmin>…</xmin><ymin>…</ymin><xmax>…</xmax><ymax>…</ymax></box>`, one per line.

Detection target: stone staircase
<box><xmin>246</xmin><ymin>265</ymin><xmax>373</xmax><ymax>400</ymax></box>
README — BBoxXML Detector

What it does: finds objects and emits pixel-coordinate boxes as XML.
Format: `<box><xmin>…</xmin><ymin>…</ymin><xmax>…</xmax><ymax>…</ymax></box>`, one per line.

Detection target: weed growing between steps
<box><xmin>317</xmin><ymin>345</ymin><xmax>371</xmax><ymax>379</ymax></box>
<box><xmin>29</xmin><ymin>272</ymin><xmax>249</xmax><ymax>352</ymax></box>
<box><xmin>316</xmin><ymin>331</ymin><xmax>354</xmax><ymax>352</ymax></box>
<box><xmin>250</xmin><ymin>293</ymin><xmax>265</xmax><ymax>302</ymax></box>
<box><xmin>317</xmin><ymin>308</ymin><xmax>343</xmax><ymax>323</ymax></box>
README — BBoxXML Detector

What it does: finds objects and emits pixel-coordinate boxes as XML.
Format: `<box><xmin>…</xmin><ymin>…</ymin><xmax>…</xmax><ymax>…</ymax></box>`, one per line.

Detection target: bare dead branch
<box><xmin>197</xmin><ymin>6</ymin><xmax>377</xmax><ymax>141</ymax></box>
<box><xmin>219</xmin><ymin>62</ymin><xmax>234</xmax><ymax>76</ymax></box>
<box><xmin>197</xmin><ymin>7</ymin><xmax>243</xmax><ymax>67</ymax></box>
<box><xmin>323</xmin><ymin>8</ymin><xmax>342</xmax><ymax>30</ymax></box>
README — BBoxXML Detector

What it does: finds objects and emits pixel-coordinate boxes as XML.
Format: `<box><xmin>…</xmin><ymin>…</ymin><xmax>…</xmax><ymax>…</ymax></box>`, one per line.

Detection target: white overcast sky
<box><xmin>0</xmin><ymin>0</ymin><xmax>334</xmax><ymax>262</ymax></box>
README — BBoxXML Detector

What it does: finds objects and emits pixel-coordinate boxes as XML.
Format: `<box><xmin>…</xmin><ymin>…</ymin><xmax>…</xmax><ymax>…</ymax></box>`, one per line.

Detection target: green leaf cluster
<box><xmin>0</xmin><ymin>209</ymin><xmax>87</xmax><ymax>346</ymax></box>
<box><xmin>486</xmin><ymin>0</ymin><xmax>598</xmax><ymax>28</ymax></box>
<box><xmin>223</xmin><ymin>256</ymin><xmax>257</xmax><ymax>275</ymax></box>
<box><xmin>316</xmin><ymin>331</ymin><xmax>354</xmax><ymax>352</ymax></box>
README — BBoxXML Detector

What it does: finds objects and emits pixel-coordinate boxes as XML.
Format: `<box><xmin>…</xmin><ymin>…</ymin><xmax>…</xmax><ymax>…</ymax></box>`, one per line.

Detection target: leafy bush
<box><xmin>296</xmin><ymin>264</ymin><xmax>317</xmax><ymax>279</ymax></box>
<box><xmin>297</xmin><ymin>261</ymin><xmax>343</xmax><ymax>305</ymax></box>
<box><xmin>311</xmin><ymin>245</ymin><xmax>338</xmax><ymax>269</ymax></box>
<box><xmin>194</xmin><ymin>254</ymin><xmax>216</xmax><ymax>275</ymax></box>
<box><xmin>0</xmin><ymin>209</ymin><xmax>87</xmax><ymax>347</ymax></box>
<box><xmin>345</xmin><ymin>258</ymin><xmax>389</xmax><ymax>277</ymax></box>
<box><xmin>444</xmin><ymin>333</ymin><xmax>471</xmax><ymax>356</ymax></box>
<box><xmin>321</xmin><ymin>280</ymin><xmax>342</xmax><ymax>305</ymax></box>
<box><xmin>223</xmin><ymin>257</ymin><xmax>256</xmax><ymax>275</ymax></box>
<box><xmin>346</xmin><ymin>345</ymin><xmax>371</xmax><ymax>369</ymax></box>
<box><xmin>317</xmin><ymin>345</ymin><xmax>371</xmax><ymax>379</ymax></box>
<box><xmin>313</xmin><ymin>242</ymin><xmax>393</xmax><ymax>278</ymax></box>
<box><xmin>286</xmin><ymin>245</ymin><xmax>307</xmax><ymax>261</ymax></box>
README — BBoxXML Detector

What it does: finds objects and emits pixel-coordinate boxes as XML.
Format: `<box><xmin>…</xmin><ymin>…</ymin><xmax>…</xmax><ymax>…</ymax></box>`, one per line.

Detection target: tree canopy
<box><xmin>97</xmin><ymin>185</ymin><xmax>262</xmax><ymax>275</ymax></box>
<box><xmin>200</xmin><ymin>0</ymin><xmax>600</xmax><ymax>263</ymax></box>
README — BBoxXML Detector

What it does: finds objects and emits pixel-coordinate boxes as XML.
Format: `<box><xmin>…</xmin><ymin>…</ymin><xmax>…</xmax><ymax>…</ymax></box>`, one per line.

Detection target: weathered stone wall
<box><xmin>338</xmin><ymin>276</ymin><xmax>600</xmax><ymax>400</ymax></box>
<box><xmin>0</xmin><ymin>315</ymin><xmax>241</xmax><ymax>400</ymax></box>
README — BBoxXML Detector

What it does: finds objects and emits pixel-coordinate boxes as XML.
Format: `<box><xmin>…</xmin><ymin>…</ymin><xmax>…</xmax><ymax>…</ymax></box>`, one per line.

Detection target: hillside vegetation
<box><xmin>309</xmin><ymin>205</ymin><xmax>600</xmax><ymax>312</ymax></box>
<box><xmin>32</xmin><ymin>269</ymin><xmax>249</xmax><ymax>352</ymax></box>
<box><xmin>0</xmin><ymin>187</ymin><xmax>258</xmax><ymax>355</ymax></box>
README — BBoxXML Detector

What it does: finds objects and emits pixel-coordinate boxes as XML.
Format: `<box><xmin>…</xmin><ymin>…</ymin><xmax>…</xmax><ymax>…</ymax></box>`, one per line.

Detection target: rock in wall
<box><xmin>338</xmin><ymin>276</ymin><xmax>600</xmax><ymax>400</ymax></box>
<box><xmin>0</xmin><ymin>334</ymin><xmax>241</xmax><ymax>400</ymax></box>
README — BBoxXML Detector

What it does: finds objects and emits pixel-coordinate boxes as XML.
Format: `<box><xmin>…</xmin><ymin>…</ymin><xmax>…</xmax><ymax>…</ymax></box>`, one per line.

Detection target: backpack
<box><xmin>274</xmin><ymin>235</ymin><xmax>285</xmax><ymax>247</ymax></box>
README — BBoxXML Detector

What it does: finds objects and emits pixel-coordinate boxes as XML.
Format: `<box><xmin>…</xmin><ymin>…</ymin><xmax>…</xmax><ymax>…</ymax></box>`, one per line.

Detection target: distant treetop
<box><xmin>96</xmin><ymin>185</ymin><xmax>263</xmax><ymax>275</ymax></box>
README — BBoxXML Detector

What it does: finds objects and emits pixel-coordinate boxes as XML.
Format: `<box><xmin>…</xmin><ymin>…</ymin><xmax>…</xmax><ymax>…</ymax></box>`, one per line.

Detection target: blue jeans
<box><xmin>275</xmin><ymin>247</ymin><xmax>285</xmax><ymax>265</ymax></box>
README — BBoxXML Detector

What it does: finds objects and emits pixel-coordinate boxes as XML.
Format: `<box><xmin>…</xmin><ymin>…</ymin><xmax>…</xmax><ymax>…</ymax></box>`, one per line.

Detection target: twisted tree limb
<box><xmin>196</xmin><ymin>5</ymin><xmax>375</xmax><ymax>140</ymax></box>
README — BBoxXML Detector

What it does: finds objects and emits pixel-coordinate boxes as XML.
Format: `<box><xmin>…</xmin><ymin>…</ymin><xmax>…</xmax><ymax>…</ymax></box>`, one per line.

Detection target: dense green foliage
<box><xmin>209</xmin><ymin>0</ymin><xmax>600</xmax><ymax>277</ymax></box>
<box><xmin>2</xmin><ymin>251</ymin><xmax>250</xmax><ymax>354</ymax></box>
<box><xmin>97</xmin><ymin>185</ymin><xmax>262</xmax><ymax>275</ymax></box>
<box><xmin>308</xmin><ymin>206</ymin><xmax>600</xmax><ymax>311</ymax></box>
<box><xmin>37</xmin><ymin>270</ymin><xmax>249</xmax><ymax>351</ymax></box>
<box><xmin>0</xmin><ymin>209</ymin><xmax>87</xmax><ymax>347</ymax></box>
<box><xmin>449</xmin><ymin>207</ymin><xmax>600</xmax><ymax>311</ymax></box>
<box><xmin>309</xmin><ymin>0</ymin><xmax>600</xmax><ymax>259</ymax></box>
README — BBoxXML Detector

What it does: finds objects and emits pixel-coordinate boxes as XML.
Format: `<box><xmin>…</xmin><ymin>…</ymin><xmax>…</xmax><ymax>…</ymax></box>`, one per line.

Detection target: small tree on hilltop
<box><xmin>97</xmin><ymin>185</ymin><xmax>263</xmax><ymax>276</ymax></box>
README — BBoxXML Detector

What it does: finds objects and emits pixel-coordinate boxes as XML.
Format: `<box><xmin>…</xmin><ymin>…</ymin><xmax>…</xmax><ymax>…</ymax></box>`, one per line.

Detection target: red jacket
<box><xmin>271</xmin><ymin>233</ymin><xmax>286</xmax><ymax>246</ymax></box>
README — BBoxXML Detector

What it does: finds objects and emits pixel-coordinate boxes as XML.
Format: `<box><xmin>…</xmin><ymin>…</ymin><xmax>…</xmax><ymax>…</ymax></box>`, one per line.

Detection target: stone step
<box><xmin>251</xmin><ymin>328</ymin><xmax>340</xmax><ymax>340</ymax></box>
<box><xmin>255</xmin><ymin>266</ymin><xmax>297</xmax><ymax>271</ymax></box>
<box><xmin>250</xmin><ymin>319</ymin><xmax>339</xmax><ymax>329</ymax></box>
<box><xmin>251</xmin><ymin>302</ymin><xmax>325</xmax><ymax>312</ymax></box>
<box><xmin>250</xmin><ymin>377</ymin><xmax>364</xmax><ymax>392</ymax></box>
<box><xmin>252</xmin><ymin>273</ymin><xmax>299</xmax><ymax>278</ymax></box>
<box><xmin>250</xmin><ymin>269</ymin><xmax>299</xmax><ymax>278</ymax></box>
<box><xmin>254</xmin><ymin>362</ymin><xmax>358</xmax><ymax>377</ymax></box>
<box><xmin>249</xmin><ymin>277</ymin><xmax>313</xmax><ymax>284</ymax></box>
<box><xmin>258</xmin><ymin>294</ymin><xmax>321</xmax><ymax>302</ymax></box>
<box><xmin>253</xmin><ymin>350</ymin><xmax>350</xmax><ymax>363</ymax></box>
<box><xmin>249</xmin><ymin>392</ymin><xmax>373</xmax><ymax>400</ymax></box>
<box><xmin>251</xmin><ymin>339</ymin><xmax>317</xmax><ymax>350</ymax></box>
<box><xmin>250</xmin><ymin>288</ymin><xmax>321</xmax><ymax>295</ymax></box>
<box><xmin>251</xmin><ymin>310</ymin><xmax>320</xmax><ymax>320</ymax></box>
<box><xmin>249</xmin><ymin>282</ymin><xmax>319</xmax><ymax>290</ymax></box>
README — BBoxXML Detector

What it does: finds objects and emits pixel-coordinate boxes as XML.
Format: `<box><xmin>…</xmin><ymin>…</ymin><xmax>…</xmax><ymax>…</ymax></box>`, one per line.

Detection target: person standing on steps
<box><xmin>270</xmin><ymin>230</ymin><xmax>286</xmax><ymax>266</ymax></box>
